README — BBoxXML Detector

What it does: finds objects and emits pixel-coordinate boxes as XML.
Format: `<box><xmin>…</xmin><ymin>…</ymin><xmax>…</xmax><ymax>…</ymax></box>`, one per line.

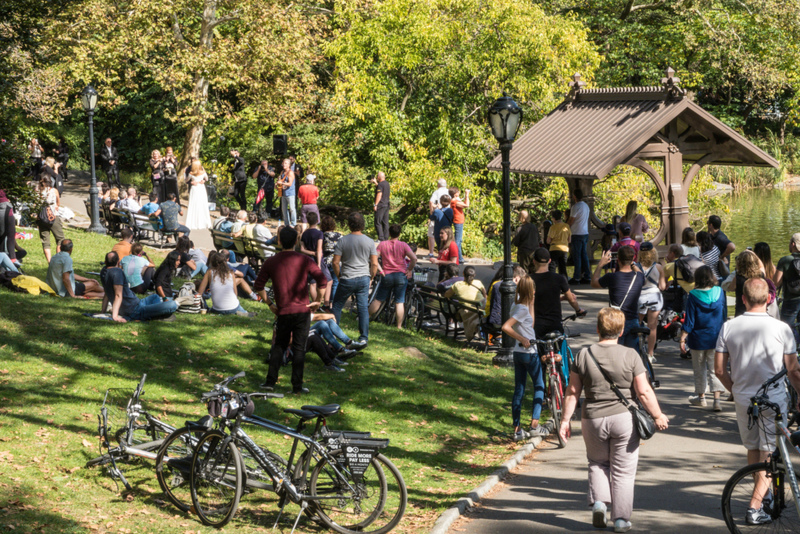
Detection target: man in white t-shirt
<box><xmin>566</xmin><ymin>188</ymin><xmax>591</xmax><ymax>284</ymax></box>
<box><xmin>427</xmin><ymin>178</ymin><xmax>449</xmax><ymax>257</ymax></box>
<box><xmin>715</xmin><ymin>277</ymin><xmax>800</xmax><ymax>525</ymax></box>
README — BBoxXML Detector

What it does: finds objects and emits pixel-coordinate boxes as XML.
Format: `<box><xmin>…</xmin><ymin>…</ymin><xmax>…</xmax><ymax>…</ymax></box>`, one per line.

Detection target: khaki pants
<box><xmin>582</xmin><ymin>411</ymin><xmax>640</xmax><ymax>522</ymax></box>
<box><xmin>690</xmin><ymin>348</ymin><xmax>725</xmax><ymax>396</ymax></box>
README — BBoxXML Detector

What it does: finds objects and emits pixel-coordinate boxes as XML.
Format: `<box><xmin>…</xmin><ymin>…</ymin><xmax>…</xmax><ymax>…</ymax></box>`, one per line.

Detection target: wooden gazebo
<box><xmin>488</xmin><ymin>68</ymin><xmax>779</xmax><ymax>245</ymax></box>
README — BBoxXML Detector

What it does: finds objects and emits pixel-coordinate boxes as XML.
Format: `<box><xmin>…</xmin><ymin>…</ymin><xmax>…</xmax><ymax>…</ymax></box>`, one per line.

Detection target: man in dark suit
<box><xmin>229</xmin><ymin>149</ymin><xmax>247</xmax><ymax>211</ymax></box>
<box><xmin>100</xmin><ymin>138</ymin><xmax>120</xmax><ymax>188</ymax></box>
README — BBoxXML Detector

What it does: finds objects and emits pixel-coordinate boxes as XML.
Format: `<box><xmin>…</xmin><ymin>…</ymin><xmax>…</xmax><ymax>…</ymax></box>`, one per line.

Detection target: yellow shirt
<box><xmin>665</xmin><ymin>262</ymin><xmax>694</xmax><ymax>293</ymax></box>
<box><xmin>548</xmin><ymin>222</ymin><xmax>571</xmax><ymax>252</ymax></box>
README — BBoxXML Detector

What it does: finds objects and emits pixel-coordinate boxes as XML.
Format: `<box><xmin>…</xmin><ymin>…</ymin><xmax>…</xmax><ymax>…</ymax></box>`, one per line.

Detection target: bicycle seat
<box><xmin>185</xmin><ymin>415</ymin><xmax>214</xmax><ymax>432</ymax></box>
<box><xmin>301</xmin><ymin>404</ymin><xmax>341</xmax><ymax>416</ymax></box>
<box><xmin>544</xmin><ymin>332</ymin><xmax>561</xmax><ymax>341</ymax></box>
<box><xmin>630</xmin><ymin>327</ymin><xmax>650</xmax><ymax>336</ymax></box>
<box><xmin>284</xmin><ymin>408</ymin><xmax>317</xmax><ymax>420</ymax></box>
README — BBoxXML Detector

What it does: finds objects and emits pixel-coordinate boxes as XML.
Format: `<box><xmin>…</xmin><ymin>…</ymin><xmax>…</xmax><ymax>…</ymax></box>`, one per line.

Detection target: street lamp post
<box><xmin>81</xmin><ymin>85</ymin><xmax>106</xmax><ymax>234</ymax></box>
<box><xmin>488</xmin><ymin>93</ymin><xmax>522</xmax><ymax>366</ymax></box>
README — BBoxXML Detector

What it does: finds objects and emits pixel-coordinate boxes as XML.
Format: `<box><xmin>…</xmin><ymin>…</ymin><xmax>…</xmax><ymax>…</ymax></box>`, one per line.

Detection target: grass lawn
<box><xmin>0</xmin><ymin>228</ymin><xmax>532</xmax><ymax>534</ymax></box>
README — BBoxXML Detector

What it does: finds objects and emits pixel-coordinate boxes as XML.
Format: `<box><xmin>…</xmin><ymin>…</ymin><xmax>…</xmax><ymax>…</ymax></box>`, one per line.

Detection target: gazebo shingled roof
<box><xmin>488</xmin><ymin>69</ymin><xmax>779</xmax><ymax>245</ymax></box>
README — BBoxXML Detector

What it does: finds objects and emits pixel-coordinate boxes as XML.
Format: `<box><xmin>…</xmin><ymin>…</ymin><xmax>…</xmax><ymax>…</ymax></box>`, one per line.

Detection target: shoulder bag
<box><xmin>586</xmin><ymin>348</ymin><xmax>657</xmax><ymax>440</ymax></box>
<box><xmin>610</xmin><ymin>274</ymin><xmax>637</xmax><ymax>311</ymax></box>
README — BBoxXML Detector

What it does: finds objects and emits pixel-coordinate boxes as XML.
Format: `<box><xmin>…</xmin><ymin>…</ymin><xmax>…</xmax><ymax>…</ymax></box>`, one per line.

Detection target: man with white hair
<box><xmin>119</xmin><ymin>187</ymin><xmax>141</xmax><ymax>213</ymax></box>
<box><xmin>428</xmin><ymin>178</ymin><xmax>449</xmax><ymax>257</ymax></box>
<box><xmin>298</xmin><ymin>174</ymin><xmax>320</xmax><ymax>225</ymax></box>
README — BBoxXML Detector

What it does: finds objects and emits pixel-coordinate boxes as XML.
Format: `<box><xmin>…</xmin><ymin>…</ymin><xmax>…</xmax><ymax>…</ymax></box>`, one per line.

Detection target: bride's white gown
<box><xmin>186</xmin><ymin>172</ymin><xmax>212</xmax><ymax>230</ymax></box>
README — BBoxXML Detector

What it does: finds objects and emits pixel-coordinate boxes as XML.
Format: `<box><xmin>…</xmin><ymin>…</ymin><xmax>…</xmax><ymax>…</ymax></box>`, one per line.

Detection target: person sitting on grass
<box><xmin>197</xmin><ymin>251</ymin><xmax>254</xmax><ymax>316</ymax></box>
<box><xmin>111</xmin><ymin>227</ymin><xmax>134</xmax><ymax>261</ymax></box>
<box><xmin>120</xmin><ymin>242</ymin><xmax>155</xmax><ymax>294</ymax></box>
<box><xmin>45</xmin><ymin>239</ymin><xmax>104</xmax><ymax>299</ymax></box>
<box><xmin>188</xmin><ymin>240</ymin><xmax>208</xmax><ymax>278</ymax></box>
<box><xmin>218</xmin><ymin>248</ymin><xmax>258</xmax><ymax>286</ymax></box>
<box><xmin>310</xmin><ymin>311</ymin><xmax>366</xmax><ymax>355</ymax></box>
<box><xmin>153</xmin><ymin>250</ymin><xmax>182</xmax><ymax>301</ymax></box>
<box><xmin>101</xmin><ymin>251</ymin><xmax>178</xmax><ymax>322</ymax></box>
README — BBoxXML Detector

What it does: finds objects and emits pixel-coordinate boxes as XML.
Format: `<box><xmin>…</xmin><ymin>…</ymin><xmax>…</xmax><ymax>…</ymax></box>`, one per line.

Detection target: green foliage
<box><xmin>0</xmin><ymin>112</ymin><xmax>36</xmax><ymax>206</ymax></box>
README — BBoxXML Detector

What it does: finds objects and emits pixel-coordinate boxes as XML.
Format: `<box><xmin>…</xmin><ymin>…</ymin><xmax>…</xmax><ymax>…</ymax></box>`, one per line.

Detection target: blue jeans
<box><xmin>281</xmin><ymin>195</ymin><xmax>297</xmax><ymax>226</ymax></box>
<box><xmin>571</xmin><ymin>234</ymin><xmax>591</xmax><ymax>280</ymax></box>
<box><xmin>332</xmin><ymin>275</ymin><xmax>370</xmax><ymax>341</ymax></box>
<box><xmin>191</xmin><ymin>261</ymin><xmax>208</xmax><ymax>279</ymax></box>
<box><xmin>781</xmin><ymin>298</ymin><xmax>800</xmax><ymax>343</ymax></box>
<box><xmin>0</xmin><ymin>252</ymin><xmax>18</xmax><ymax>272</ymax></box>
<box><xmin>310</xmin><ymin>319</ymin><xmax>352</xmax><ymax>351</ymax></box>
<box><xmin>328</xmin><ymin>268</ymin><xmax>339</xmax><ymax>302</ymax></box>
<box><xmin>127</xmin><ymin>294</ymin><xmax>178</xmax><ymax>321</ymax></box>
<box><xmin>454</xmin><ymin>223</ymin><xmax>464</xmax><ymax>264</ymax></box>
<box><xmin>511</xmin><ymin>350</ymin><xmax>545</xmax><ymax>428</ymax></box>
<box><xmin>211</xmin><ymin>304</ymin><xmax>246</xmax><ymax>315</ymax></box>
<box><xmin>621</xmin><ymin>317</ymin><xmax>641</xmax><ymax>352</ymax></box>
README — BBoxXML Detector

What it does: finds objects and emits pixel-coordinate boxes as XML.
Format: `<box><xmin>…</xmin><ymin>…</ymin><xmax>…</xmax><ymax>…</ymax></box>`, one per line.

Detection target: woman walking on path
<box><xmin>186</xmin><ymin>160</ymin><xmax>211</xmax><ymax>230</ymax></box>
<box><xmin>449</xmin><ymin>186</ymin><xmax>469</xmax><ymax>264</ymax></box>
<box><xmin>559</xmin><ymin>307</ymin><xmax>669</xmax><ymax>533</ymax></box>
<box><xmin>620</xmin><ymin>201</ymin><xmax>648</xmax><ymax>243</ymax></box>
<box><xmin>37</xmin><ymin>177</ymin><xmax>64</xmax><ymax>263</ymax></box>
<box><xmin>502</xmin><ymin>275</ymin><xmax>548</xmax><ymax>442</ymax></box>
<box><xmin>679</xmin><ymin>266</ymin><xmax>727</xmax><ymax>411</ymax></box>
<box><xmin>637</xmin><ymin>242</ymin><xmax>666</xmax><ymax>363</ymax></box>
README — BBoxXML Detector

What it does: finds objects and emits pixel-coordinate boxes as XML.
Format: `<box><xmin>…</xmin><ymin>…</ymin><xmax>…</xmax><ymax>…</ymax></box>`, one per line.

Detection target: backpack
<box><xmin>784</xmin><ymin>258</ymin><xmax>800</xmax><ymax>295</ymax></box>
<box><xmin>674</xmin><ymin>254</ymin><xmax>705</xmax><ymax>283</ymax></box>
<box><xmin>175</xmin><ymin>282</ymin><xmax>202</xmax><ymax>313</ymax></box>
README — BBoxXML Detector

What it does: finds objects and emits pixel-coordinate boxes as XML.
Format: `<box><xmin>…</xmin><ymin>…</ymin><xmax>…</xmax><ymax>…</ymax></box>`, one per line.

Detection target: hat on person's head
<box><xmin>437</xmin><ymin>178</ymin><xmax>447</xmax><ymax>188</ymax></box>
<box><xmin>792</xmin><ymin>232</ymin><xmax>800</xmax><ymax>249</ymax></box>
<box><xmin>533</xmin><ymin>248</ymin><xmax>551</xmax><ymax>263</ymax></box>
<box><xmin>603</xmin><ymin>223</ymin><xmax>617</xmax><ymax>235</ymax></box>
<box><xmin>619</xmin><ymin>222</ymin><xmax>632</xmax><ymax>234</ymax></box>
<box><xmin>639</xmin><ymin>241</ymin><xmax>654</xmax><ymax>252</ymax></box>
<box><xmin>306</xmin><ymin>174</ymin><xmax>316</xmax><ymax>183</ymax></box>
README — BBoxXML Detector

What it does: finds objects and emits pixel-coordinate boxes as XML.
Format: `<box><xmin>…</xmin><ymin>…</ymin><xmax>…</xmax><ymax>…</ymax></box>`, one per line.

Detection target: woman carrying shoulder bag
<box><xmin>37</xmin><ymin>177</ymin><xmax>64</xmax><ymax>263</ymax></box>
<box><xmin>559</xmin><ymin>307</ymin><xmax>668</xmax><ymax>533</ymax></box>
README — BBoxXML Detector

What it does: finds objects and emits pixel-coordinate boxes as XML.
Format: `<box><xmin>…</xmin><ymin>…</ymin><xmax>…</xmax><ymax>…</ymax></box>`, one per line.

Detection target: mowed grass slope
<box><xmin>0</xmin><ymin>228</ymin><xmax>526</xmax><ymax>533</ymax></box>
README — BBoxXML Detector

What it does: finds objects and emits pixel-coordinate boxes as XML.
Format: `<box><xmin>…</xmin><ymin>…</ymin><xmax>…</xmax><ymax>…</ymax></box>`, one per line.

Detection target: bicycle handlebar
<box><xmin>201</xmin><ymin>371</ymin><xmax>246</xmax><ymax>399</ymax></box>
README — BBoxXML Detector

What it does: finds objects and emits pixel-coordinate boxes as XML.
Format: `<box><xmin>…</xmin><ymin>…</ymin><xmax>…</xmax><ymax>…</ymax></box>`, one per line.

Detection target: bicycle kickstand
<box><xmin>288</xmin><ymin>501</ymin><xmax>308</xmax><ymax>534</ymax></box>
<box><xmin>272</xmin><ymin>494</ymin><xmax>288</xmax><ymax>531</ymax></box>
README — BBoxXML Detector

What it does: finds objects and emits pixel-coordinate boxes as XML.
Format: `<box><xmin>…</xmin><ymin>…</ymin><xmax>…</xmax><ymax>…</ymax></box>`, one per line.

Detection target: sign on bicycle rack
<box><xmin>341</xmin><ymin>438</ymin><xmax>389</xmax><ymax>480</ymax></box>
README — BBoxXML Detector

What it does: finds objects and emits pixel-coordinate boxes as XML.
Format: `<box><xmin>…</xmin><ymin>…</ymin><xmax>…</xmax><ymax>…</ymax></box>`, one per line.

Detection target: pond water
<box><xmin>721</xmin><ymin>187</ymin><xmax>800</xmax><ymax>262</ymax></box>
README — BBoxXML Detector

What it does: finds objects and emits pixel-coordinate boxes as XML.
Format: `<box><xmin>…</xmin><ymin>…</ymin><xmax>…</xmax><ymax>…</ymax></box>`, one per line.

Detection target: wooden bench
<box><xmin>415</xmin><ymin>285</ymin><xmax>488</xmax><ymax>350</ymax></box>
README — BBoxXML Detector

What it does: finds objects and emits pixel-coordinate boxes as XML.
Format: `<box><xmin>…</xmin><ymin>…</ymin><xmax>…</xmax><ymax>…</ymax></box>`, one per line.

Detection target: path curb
<box><xmin>428</xmin><ymin>436</ymin><xmax>543</xmax><ymax>534</ymax></box>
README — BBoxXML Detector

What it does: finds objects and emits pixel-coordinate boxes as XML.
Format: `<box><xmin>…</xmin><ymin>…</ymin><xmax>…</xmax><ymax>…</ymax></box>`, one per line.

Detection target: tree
<box><xmin>51</xmin><ymin>0</ymin><xmax>328</xmax><ymax>179</ymax></box>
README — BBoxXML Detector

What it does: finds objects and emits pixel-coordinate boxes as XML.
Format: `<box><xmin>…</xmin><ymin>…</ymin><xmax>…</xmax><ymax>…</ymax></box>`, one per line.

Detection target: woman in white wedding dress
<box><xmin>186</xmin><ymin>160</ymin><xmax>212</xmax><ymax>230</ymax></box>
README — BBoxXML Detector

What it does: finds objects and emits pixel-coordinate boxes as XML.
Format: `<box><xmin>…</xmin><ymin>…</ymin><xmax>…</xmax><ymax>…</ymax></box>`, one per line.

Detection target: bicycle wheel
<box><xmin>404</xmin><ymin>293</ymin><xmax>424</xmax><ymax>330</ymax></box>
<box><xmin>308</xmin><ymin>450</ymin><xmax>407</xmax><ymax>534</ymax></box>
<box><xmin>721</xmin><ymin>461</ymin><xmax>800</xmax><ymax>533</ymax></box>
<box><xmin>156</xmin><ymin>427</ymin><xmax>201</xmax><ymax>513</ymax></box>
<box><xmin>190</xmin><ymin>430</ymin><xmax>244</xmax><ymax>528</ymax></box>
<box><xmin>549</xmin><ymin>371</ymin><xmax>567</xmax><ymax>449</ymax></box>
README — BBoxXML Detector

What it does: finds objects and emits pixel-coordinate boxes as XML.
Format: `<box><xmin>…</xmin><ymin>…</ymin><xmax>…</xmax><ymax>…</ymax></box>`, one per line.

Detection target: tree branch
<box><xmin>170</xmin><ymin>13</ymin><xmax>188</xmax><ymax>47</ymax></box>
<box><xmin>208</xmin><ymin>10</ymin><xmax>241</xmax><ymax>31</ymax></box>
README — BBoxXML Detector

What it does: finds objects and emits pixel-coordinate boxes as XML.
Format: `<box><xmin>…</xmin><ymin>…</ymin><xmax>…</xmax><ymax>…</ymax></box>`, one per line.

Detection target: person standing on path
<box><xmin>707</xmin><ymin>214</ymin><xmax>736</xmax><ymax>266</ymax></box>
<box><xmin>530</xmin><ymin>248</ymin><xmax>585</xmax><ymax>341</ymax></box>
<box><xmin>679</xmin><ymin>265</ymin><xmax>727</xmax><ymax>411</ymax></box>
<box><xmin>714</xmin><ymin>277</ymin><xmax>800</xmax><ymax>526</ymax></box>
<box><xmin>546</xmin><ymin>209</ymin><xmax>571</xmax><ymax>277</ymax></box>
<box><xmin>449</xmin><ymin>186</ymin><xmax>469</xmax><ymax>263</ymax></box>
<box><xmin>100</xmin><ymin>138</ymin><xmax>121</xmax><ymax>189</ymax></box>
<box><xmin>427</xmin><ymin>179</ymin><xmax>449</xmax><ymax>257</ymax></box>
<box><xmin>636</xmin><ymin>242</ymin><xmax>666</xmax><ymax>362</ymax></box>
<box><xmin>567</xmin><ymin>189</ymin><xmax>591</xmax><ymax>284</ymax></box>
<box><xmin>501</xmin><ymin>274</ymin><xmax>548</xmax><ymax>441</ymax></box>
<box><xmin>592</xmin><ymin>246</ymin><xmax>644</xmax><ymax>351</ymax></box>
<box><xmin>186</xmin><ymin>160</ymin><xmax>212</xmax><ymax>230</ymax></box>
<box><xmin>277</xmin><ymin>158</ymin><xmax>297</xmax><ymax>227</ymax></box>
<box><xmin>229</xmin><ymin>149</ymin><xmax>248</xmax><ymax>211</ymax></box>
<box><xmin>620</xmin><ymin>200</ymin><xmax>649</xmax><ymax>243</ymax></box>
<box><xmin>332</xmin><ymin>211</ymin><xmax>379</xmax><ymax>343</ymax></box>
<box><xmin>772</xmin><ymin>232</ymin><xmax>800</xmax><ymax>340</ymax></box>
<box><xmin>559</xmin><ymin>307</ymin><xmax>669</xmax><ymax>533</ymax></box>
<box><xmin>252</xmin><ymin>160</ymin><xmax>276</xmax><ymax>217</ymax></box>
<box><xmin>298</xmin><ymin>174</ymin><xmax>321</xmax><ymax>226</ymax></box>
<box><xmin>512</xmin><ymin>210</ymin><xmax>539</xmax><ymax>274</ymax></box>
<box><xmin>373</xmin><ymin>171</ymin><xmax>390</xmax><ymax>241</ymax></box>
<box><xmin>254</xmin><ymin>226</ymin><xmax>327</xmax><ymax>394</ymax></box>
<box><xmin>370</xmin><ymin>223</ymin><xmax>417</xmax><ymax>328</ymax></box>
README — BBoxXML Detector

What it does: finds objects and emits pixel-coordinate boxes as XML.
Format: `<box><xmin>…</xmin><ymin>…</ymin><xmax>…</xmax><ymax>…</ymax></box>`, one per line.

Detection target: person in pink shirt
<box><xmin>369</xmin><ymin>224</ymin><xmax>417</xmax><ymax>327</ymax></box>
<box><xmin>610</xmin><ymin>222</ymin><xmax>641</xmax><ymax>263</ymax></box>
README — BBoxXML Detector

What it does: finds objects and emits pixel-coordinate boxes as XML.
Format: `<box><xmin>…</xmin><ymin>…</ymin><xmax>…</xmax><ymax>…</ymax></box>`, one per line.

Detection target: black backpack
<box><xmin>674</xmin><ymin>254</ymin><xmax>705</xmax><ymax>283</ymax></box>
<box><xmin>784</xmin><ymin>258</ymin><xmax>800</xmax><ymax>295</ymax></box>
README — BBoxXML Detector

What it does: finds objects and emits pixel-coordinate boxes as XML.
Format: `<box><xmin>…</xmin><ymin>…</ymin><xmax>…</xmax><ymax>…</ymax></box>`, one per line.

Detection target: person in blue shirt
<box><xmin>429</xmin><ymin>194</ymin><xmax>453</xmax><ymax>251</ymax></box>
<box><xmin>153</xmin><ymin>192</ymin><xmax>190</xmax><ymax>237</ymax></box>
<box><xmin>101</xmin><ymin>251</ymin><xmax>178</xmax><ymax>322</ymax></box>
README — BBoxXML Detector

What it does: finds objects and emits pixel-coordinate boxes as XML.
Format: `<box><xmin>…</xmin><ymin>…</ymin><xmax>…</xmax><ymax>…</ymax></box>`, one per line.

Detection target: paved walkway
<box><xmin>449</xmin><ymin>287</ymin><xmax>743</xmax><ymax>534</ymax></box>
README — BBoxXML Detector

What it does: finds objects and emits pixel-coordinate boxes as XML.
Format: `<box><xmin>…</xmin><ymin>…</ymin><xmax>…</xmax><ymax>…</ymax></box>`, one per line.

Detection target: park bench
<box><xmin>415</xmin><ymin>285</ymin><xmax>487</xmax><ymax>349</ymax></box>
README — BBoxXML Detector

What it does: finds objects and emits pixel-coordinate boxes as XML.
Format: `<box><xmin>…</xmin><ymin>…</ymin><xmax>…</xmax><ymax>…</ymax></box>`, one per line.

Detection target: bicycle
<box><xmin>85</xmin><ymin>374</ymin><xmax>177</xmax><ymax>491</ymax></box>
<box><xmin>631</xmin><ymin>326</ymin><xmax>659</xmax><ymax>389</ymax></box>
<box><xmin>371</xmin><ymin>266</ymin><xmax>436</xmax><ymax>329</ymax></box>
<box><xmin>721</xmin><ymin>369</ymin><xmax>800</xmax><ymax>532</ymax></box>
<box><xmin>535</xmin><ymin>312</ymin><xmax>584</xmax><ymax>449</ymax></box>
<box><xmin>190</xmin><ymin>371</ymin><xmax>408</xmax><ymax>533</ymax></box>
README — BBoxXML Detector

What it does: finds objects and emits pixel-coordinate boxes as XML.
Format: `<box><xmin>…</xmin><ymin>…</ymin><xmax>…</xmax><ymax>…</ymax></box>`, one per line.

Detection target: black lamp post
<box><xmin>81</xmin><ymin>85</ymin><xmax>105</xmax><ymax>234</ymax></box>
<box><xmin>488</xmin><ymin>93</ymin><xmax>522</xmax><ymax>365</ymax></box>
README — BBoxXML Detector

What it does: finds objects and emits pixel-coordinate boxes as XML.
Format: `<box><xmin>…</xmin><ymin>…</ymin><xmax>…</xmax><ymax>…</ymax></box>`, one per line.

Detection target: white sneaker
<box><xmin>529</xmin><ymin>426</ymin><xmax>549</xmax><ymax>437</ymax></box>
<box><xmin>592</xmin><ymin>501</ymin><xmax>607</xmax><ymax>528</ymax></box>
<box><xmin>689</xmin><ymin>395</ymin><xmax>707</xmax><ymax>407</ymax></box>
<box><xmin>614</xmin><ymin>519</ymin><xmax>632</xmax><ymax>532</ymax></box>
<box><xmin>713</xmin><ymin>399</ymin><xmax>722</xmax><ymax>412</ymax></box>
<box><xmin>648</xmin><ymin>354</ymin><xmax>657</xmax><ymax>363</ymax></box>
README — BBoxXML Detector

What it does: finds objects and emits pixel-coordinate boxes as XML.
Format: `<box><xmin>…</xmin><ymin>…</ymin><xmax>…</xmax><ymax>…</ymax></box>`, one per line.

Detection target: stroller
<box><xmin>657</xmin><ymin>281</ymin><xmax>691</xmax><ymax>359</ymax></box>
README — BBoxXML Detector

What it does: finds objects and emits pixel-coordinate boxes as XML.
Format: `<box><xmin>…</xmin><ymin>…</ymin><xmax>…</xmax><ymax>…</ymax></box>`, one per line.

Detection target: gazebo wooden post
<box><xmin>665</xmin><ymin>119</ymin><xmax>689</xmax><ymax>245</ymax></box>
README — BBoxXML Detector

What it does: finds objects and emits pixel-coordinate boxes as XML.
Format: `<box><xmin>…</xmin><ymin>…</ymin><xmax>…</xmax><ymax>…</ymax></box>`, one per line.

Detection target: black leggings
<box><xmin>306</xmin><ymin>334</ymin><xmax>336</xmax><ymax>366</ymax></box>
